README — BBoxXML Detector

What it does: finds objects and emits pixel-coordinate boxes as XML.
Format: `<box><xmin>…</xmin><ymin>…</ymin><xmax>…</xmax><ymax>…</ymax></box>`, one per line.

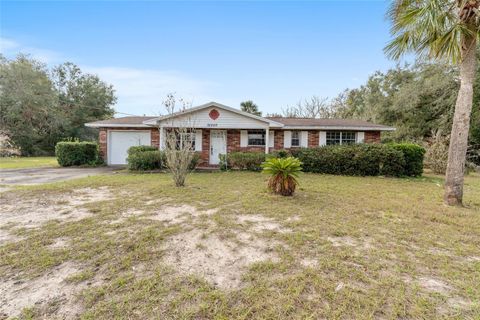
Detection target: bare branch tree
<box><xmin>281</xmin><ymin>96</ymin><xmax>334</xmax><ymax>118</ymax></box>
<box><xmin>162</xmin><ymin>93</ymin><xmax>196</xmax><ymax>187</ymax></box>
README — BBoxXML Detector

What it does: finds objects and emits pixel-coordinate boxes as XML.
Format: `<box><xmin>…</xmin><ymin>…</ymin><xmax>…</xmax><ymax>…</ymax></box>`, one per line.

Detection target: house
<box><xmin>85</xmin><ymin>102</ymin><xmax>395</xmax><ymax>166</ymax></box>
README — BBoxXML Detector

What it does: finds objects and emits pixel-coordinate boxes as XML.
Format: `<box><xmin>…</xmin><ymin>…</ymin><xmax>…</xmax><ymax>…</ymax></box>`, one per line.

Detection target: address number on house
<box><xmin>207</xmin><ymin>123</ymin><xmax>218</xmax><ymax>127</ymax></box>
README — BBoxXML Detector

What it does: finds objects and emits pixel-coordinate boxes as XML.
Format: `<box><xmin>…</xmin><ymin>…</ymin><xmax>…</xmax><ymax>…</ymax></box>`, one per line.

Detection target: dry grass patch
<box><xmin>0</xmin><ymin>172</ymin><xmax>479</xmax><ymax>319</ymax></box>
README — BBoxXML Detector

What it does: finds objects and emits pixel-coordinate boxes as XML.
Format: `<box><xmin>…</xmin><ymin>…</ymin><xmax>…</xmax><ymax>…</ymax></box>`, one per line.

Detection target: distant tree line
<box><xmin>0</xmin><ymin>54</ymin><xmax>116</xmax><ymax>156</ymax></box>
<box><xmin>260</xmin><ymin>58</ymin><xmax>480</xmax><ymax>147</ymax></box>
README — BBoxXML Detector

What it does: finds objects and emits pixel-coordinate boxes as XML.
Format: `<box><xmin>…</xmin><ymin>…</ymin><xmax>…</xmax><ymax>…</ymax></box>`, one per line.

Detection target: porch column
<box><xmin>159</xmin><ymin>127</ymin><xmax>166</xmax><ymax>150</ymax></box>
<box><xmin>265</xmin><ymin>127</ymin><xmax>269</xmax><ymax>154</ymax></box>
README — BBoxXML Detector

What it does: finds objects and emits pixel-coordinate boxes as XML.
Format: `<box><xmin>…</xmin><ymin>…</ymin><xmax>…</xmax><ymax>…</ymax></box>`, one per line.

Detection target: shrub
<box><xmin>390</xmin><ymin>143</ymin><xmax>425</xmax><ymax>176</ymax></box>
<box><xmin>292</xmin><ymin>144</ymin><xmax>409</xmax><ymax>177</ymax></box>
<box><xmin>269</xmin><ymin>149</ymin><xmax>290</xmax><ymax>159</ymax></box>
<box><xmin>424</xmin><ymin>136</ymin><xmax>449</xmax><ymax>174</ymax></box>
<box><xmin>228</xmin><ymin>152</ymin><xmax>266</xmax><ymax>171</ymax></box>
<box><xmin>127</xmin><ymin>150</ymin><xmax>163</xmax><ymax>171</ymax></box>
<box><xmin>189</xmin><ymin>152</ymin><xmax>201</xmax><ymax>170</ymax></box>
<box><xmin>55</xmin><ymin>141</ymin><xmax>99</xmax><ymax>167</ymax></box>
<box><xmin>262</xmin><ymin>157</ymin><xmax>302</xmax><ymax>196</ymax></box>
<box><xmin>127</xmin><ymin>145</ymin><xmax>158</xmax><ymax>156</ymax></box>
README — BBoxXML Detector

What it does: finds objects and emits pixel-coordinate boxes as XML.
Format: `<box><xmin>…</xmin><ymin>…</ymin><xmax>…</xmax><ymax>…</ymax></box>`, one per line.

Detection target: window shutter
<box><xmin>300</xmin><ymin>131</ymin><xmax>309</xmax><ymax>147</ymax></box>
<box><xmin>356</xmin><ymin>132</ymin><xmax>365</xmax><ymax>143</ymax></box>
<box><xmin>195</xmin><ymin>130</ymin><xmax>202</xmax><ymax>151</ymax></box>
<box><xmin>269</xmin><ymin>131</ymin><xmax>274</xmax><ymax>148</ymax></box>
<box><xmin>284</xmin><ymin>131</ymin><xmax>292</xmax><ymax>148</ymax></box>
<box><xmin>319</xmin><ymin>131</ymin><xmax>327</xmax><ymax>146</ymax></box>
<box><xmin>240</xmin><ymin>130</ymin><xmax>248</xmax><ymax>147</ymax></box>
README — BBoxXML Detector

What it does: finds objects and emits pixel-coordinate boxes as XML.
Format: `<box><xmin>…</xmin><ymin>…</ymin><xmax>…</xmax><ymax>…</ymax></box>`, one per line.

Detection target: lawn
<box><xmin>0</xmin><ymin>157</ymin><xmax>58</xmax><ymax>169</ymax></box>
<box><xmin>0</xmin><ymin>171</ymin><xmax>479</xmax><ymax>319</ymax></box>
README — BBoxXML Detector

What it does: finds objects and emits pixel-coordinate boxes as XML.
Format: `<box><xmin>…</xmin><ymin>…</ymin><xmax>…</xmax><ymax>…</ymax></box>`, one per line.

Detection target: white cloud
<box><xmin>1</xmin><ymin>37</ymin><xmax>218</xmax><ymax>115</ymax></box>
<box><xmin>85</xmin><ymin>66</ymin><xmax>219</xmax><ymax>116</ymax></box>
<box><xmin>0</xmin><ymin>36</ymin><xmax>62</xmax><ymax>63</ymax></box>
<box><xmin>0</xmin><ymin>37</ymin><xmax>19</xmax><ymax>51</ymax></box>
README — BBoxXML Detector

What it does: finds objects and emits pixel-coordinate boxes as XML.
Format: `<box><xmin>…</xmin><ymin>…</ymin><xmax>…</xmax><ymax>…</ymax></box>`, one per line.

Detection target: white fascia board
<box><xmin>282</xmin><ymin>126</ymin><xmax>396</xmax><ymax>131</ymax></box>
<box><xmin>85</xmin><ymin>123</ymin><xmax>152</xmax><ymax>128</ymax></box>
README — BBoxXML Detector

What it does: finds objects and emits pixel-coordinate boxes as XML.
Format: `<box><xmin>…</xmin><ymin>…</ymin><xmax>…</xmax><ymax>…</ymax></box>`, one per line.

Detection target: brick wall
<box><xmin>98</xmin><ymin>127</ymin><xmax>159</xmax><ymax>162</ymax></box>
<box><xmin>99</xmin><ymin>129</ymin><xmax>107</xmax><ymax>159</ymax></box>
<box><xmin>364</xmin><ymin>131</ymin><xmax>381</xmax><ymax>143</ymax></box>
<box><xmin>199</xmin><ymin>129</ymin><xmax>211</xmax><ymax>166</ymax></box>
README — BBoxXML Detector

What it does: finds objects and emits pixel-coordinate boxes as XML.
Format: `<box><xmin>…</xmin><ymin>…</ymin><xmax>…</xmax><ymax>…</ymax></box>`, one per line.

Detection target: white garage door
<box><xmin>108</xmin><ymin>131</ymin><xmax>151</xmax><ymax>165</ymax></box>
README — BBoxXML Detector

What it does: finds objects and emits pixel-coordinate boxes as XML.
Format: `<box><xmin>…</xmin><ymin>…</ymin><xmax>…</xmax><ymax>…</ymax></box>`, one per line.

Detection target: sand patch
<box><xmin>148</xmin><ymin>205</ymin><xmax>217</xmax><ymax>224</ymax></box>
<box><xmin>326</xmin><ymin>236</ymin><xmax>374</xmax><ymax>250</ymax></box>
<box><xmin>418</xmin><ymin>276</ymin><xmax>452</xmax><ymax>294</ymax></box>
<box><xmin>0</xmin><ymin>263</ymin><xmax>85</xmax><ymax>319</ymax></box>
<box><xmin>300</xmin><ymin>258</ymin><xmax>318</xmax><ymax>268</ymax></box>
<box><xmin>163</xmin><ymin>229</ymin><xmax>278</xmax><ymax>289</ymax></box>
<box><xmin>48</xmin><ymin>237</ymin><xmax>70</xmax><ymax>249</ymax></box>
<box><xmin>0</xmin><ymin>187</ymin><xmax>113</xmax><ymax>244</ymax></box>
<box><xmin>237</xmin><ymin>214</ymin><xmax>291</xmax><ymax>233</ymax></box>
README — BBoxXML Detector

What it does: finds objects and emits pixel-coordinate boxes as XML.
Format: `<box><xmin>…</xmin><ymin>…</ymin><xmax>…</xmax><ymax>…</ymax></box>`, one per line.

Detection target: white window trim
<box><xmin>326</xmin><ymin>131</ymin><xmax>357</xmax><ymax>145</ymax></box>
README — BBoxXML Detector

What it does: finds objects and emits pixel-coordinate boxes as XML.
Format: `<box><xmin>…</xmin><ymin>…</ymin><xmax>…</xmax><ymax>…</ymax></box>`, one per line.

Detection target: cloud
<box><xmin>0</xmin><ymin>37</ymin><xmax>62</xmax><ymax>63</ymax></box>
<box><xmin>1</xmin><ymin>37</ymin><xmax>218</xmax><ymax>115</ymax></box>
<box><xmin>84</xmin><ymin>66</ymin><xmax>219</xmax><ymax>116</ymax></box>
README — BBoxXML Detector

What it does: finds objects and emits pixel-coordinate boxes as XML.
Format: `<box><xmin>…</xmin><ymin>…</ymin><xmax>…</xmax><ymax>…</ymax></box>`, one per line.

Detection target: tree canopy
<box><xmin>240</xmin><ymin>100</ymin><xmax>262</xmax><ymax>116</ymax></box>
<box><xmin>0</xmin><ymin>55</ymin><xmax>116</xmax><ymax>155</ymax></box>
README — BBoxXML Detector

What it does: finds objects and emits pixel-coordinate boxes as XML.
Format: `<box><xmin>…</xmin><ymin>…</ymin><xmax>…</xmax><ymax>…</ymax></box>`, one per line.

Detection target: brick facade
<box><xmin>364</xmin><ymin>131</ymin><xmax>381</xmax><ymax>143</ymax></box>
<box><xmin>98</xmin><ymin>127</ymin><xmax>159</xmax><ymax>162</ymax></box>
<box><xmin>99</xmin><ymin>127</ymin><xmax>382</xmax><ymax>166</ymax></box>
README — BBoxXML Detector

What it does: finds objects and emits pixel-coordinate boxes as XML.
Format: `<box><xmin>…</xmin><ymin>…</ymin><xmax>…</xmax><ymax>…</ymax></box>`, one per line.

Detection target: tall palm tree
<box><xmin>385</xmin><ymin>0</ymin><xmax>479</xmax><ymax>206</ymax></box>
<box><xmin>240</xmin><ymin>100</ymin><xmax>262</xmax><ymax>116</ymax></box>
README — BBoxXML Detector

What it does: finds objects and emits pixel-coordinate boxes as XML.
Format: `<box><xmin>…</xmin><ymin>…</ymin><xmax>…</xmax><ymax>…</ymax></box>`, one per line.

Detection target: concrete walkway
<box><xmin>0</xmin><ymin>166</ymin><xmax>120</xmax><ymax>185</ymax></box>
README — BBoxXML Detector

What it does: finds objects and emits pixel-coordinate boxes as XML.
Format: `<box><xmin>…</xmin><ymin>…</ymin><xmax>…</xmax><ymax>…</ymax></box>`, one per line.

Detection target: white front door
<box><xmin>109</xmin><ymin>131</ymin><xmax>151</xmax><ymax>165</ymax></box>
<box><xmin>209</xmin><ymin>130</ymin><xmax>226</xmax><ymax>165</ymax></box>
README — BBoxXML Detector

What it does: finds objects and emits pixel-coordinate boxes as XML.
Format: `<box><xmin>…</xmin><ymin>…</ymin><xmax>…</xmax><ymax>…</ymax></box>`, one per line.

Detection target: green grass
<box><xmin>0</xmin><ymin>157</ymin><xmax>58</xmax><ymax>169</ymax></box>
<box><xmin>1</xmin><ymin>171</ymin><xmax>480</xmax><ymax>319</ymax></box>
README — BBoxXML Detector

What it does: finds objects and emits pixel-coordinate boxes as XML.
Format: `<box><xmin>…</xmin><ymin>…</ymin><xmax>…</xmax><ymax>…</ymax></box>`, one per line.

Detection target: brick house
<box><xmin>85</xmin><ymin>102</ymin><xmax>395</xmax><ymax>166</ymax></box>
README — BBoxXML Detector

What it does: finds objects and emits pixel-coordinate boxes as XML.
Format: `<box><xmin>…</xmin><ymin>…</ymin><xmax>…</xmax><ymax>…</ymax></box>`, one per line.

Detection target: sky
<box><xmin>0</xmin><ymin>0</ymin><xmax>403</xmax><ymax>116</ymax></box>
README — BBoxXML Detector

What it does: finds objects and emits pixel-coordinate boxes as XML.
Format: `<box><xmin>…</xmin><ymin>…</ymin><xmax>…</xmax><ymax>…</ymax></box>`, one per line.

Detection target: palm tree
<box><xmin>385</xmin><ymin>0</ymin><xmax>479</xmax><ymax>206</ymax></box>
<box><xmin>240</xmin><ymin>100</ymin><xmax>262</xmax><ymax>116</ymax></box>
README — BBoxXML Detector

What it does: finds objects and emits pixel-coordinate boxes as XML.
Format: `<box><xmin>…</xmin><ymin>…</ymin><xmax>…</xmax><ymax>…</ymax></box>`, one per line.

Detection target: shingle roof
<box><xmin>85</xmin><ymin>116</ymin><xmax>157</xmax><ymax>127</ymax></box>
<box><xmin>85</xmin><ymin>114</ymin><xmax>394</xmax><ymax>131</ymax></box>
<box><xmin>266</xmin><ymin>117</ymin><xmax>394</xmax><ymax>130</ymax></box>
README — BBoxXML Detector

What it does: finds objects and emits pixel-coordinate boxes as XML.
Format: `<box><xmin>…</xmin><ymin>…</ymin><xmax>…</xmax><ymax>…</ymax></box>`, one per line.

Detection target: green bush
<box><xmin>269</xmin><ymin>149</ymin><xmax>290</xmax><ymax>159</ymax></box>
<box><xmin>55</xmin><ymin>141</ymin><xmax>100</xmax><ymax>167</ymax></box>
<box><xmin>127</xmin><ymin>150</ymin><xmax>163</xmax><ymax>171</ymax></box>
<box><xmin>390</xmin><ymin>143</ymin><xmax>425</xmax><ymax>176</ymax></box>
<box><xmin>291</xmin><ymin>144</ymin><xmax>411</xmax><ymax>177</ymax></box>
<box><xmin>189</xmin><ymin>152</ymin><xmax>201</xmax><ymax>170</ymax></box>
<box><xmin>227</xmin><ymin>152</ymin><xmax>266</xmax><ymax>171</ymax></box>
<box><xmin>127</xmin><ymin>145</ymin><xmax>158</xmax><ymax>156</ymax></box>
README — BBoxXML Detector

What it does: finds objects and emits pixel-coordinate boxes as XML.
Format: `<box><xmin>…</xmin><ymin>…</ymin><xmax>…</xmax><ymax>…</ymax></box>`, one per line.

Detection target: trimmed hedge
<box><xmin>127</xmin><ymin>145</ymin><xmax>158</xmax><ymax>156</ymax></box>
<box><xmin>227</xmin><ymin>152</ymin><xmax>266</xmax><ymax>171</ymax></box>
<box><xmin>389</xmin><ymin>143</ymin><xmax>425</xmax><ymax>176</ymax></box>
<box><xmin>291</xmin><ymin>143</ymin><xmax>424</xmax><ymax>177</ymax></box>
<box><xmin>126</xmin><ymin>145</ymin><xmax>201</xmax><ymax>171</ymax></box>
<box><xmin>127</xmin><ymin>150</ymin><xmax>163</xmax><ymax>171</ymax></box>
<box><xmin>55</xmin><ymin>141</ymin><xmax>100</xmax><ymax>167</ymax></box>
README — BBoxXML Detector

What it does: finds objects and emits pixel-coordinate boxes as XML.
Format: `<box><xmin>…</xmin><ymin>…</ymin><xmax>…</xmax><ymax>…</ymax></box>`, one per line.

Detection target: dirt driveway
<box><xmin>0</xmin><ymin>166</ymin><xmax>119</xmax><ymax>186</ymax></box>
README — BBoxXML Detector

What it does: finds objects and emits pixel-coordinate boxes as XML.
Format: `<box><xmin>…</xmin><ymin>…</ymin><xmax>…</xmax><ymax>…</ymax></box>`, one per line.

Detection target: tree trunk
<box><xmin>444</xmin><ymin>35</ymin><xmax>477</xmax><ymax>206</ymax></box>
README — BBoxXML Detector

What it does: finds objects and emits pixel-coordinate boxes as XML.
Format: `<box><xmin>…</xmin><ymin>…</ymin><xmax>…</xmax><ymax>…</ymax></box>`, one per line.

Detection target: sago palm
<box><xmin>261</xmin><ymin>157</ymin><xmax>302</xmax><ymax>196</ymax></box>
<box><xmin>385</xmin><ymin>0</ymin><xmax>479</xmax><ymax>206</ymax></box>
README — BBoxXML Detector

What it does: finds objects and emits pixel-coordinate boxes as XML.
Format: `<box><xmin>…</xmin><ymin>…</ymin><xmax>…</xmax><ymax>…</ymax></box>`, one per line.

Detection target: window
<box><xmin>341</xmin><ymin>132</ymin><xmax>356</xmax><ymax>144</ymax></box>
<box><xmin>326</xmin><ymin>131</ymin><xmax>356</xmax><ymax>145</ymax></box>
<box><xmin>172</xmin><ymin>131</ymin><xmax>196</xmax><ymax>150</ymax></box>
<box><xmin>291</xmin><ymin>131</ymin><xmax>300</xmax><ymax>147</ymax></box>
<box><xmin>326</xmin><ymin>131</ymin><xmax>341</xmax><ymax>145</ymax></box>
<box><xmin>248</xmin><ymin>130</ymin><xmax>265</xmax><ymax>146</ymax></box>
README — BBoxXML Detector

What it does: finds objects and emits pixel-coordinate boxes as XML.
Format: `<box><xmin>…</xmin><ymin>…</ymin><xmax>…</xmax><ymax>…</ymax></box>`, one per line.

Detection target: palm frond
<box><xmin>385</xmin><ymin>0</ymin><xmax>477</xmax><ymax>63</ymax></box>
